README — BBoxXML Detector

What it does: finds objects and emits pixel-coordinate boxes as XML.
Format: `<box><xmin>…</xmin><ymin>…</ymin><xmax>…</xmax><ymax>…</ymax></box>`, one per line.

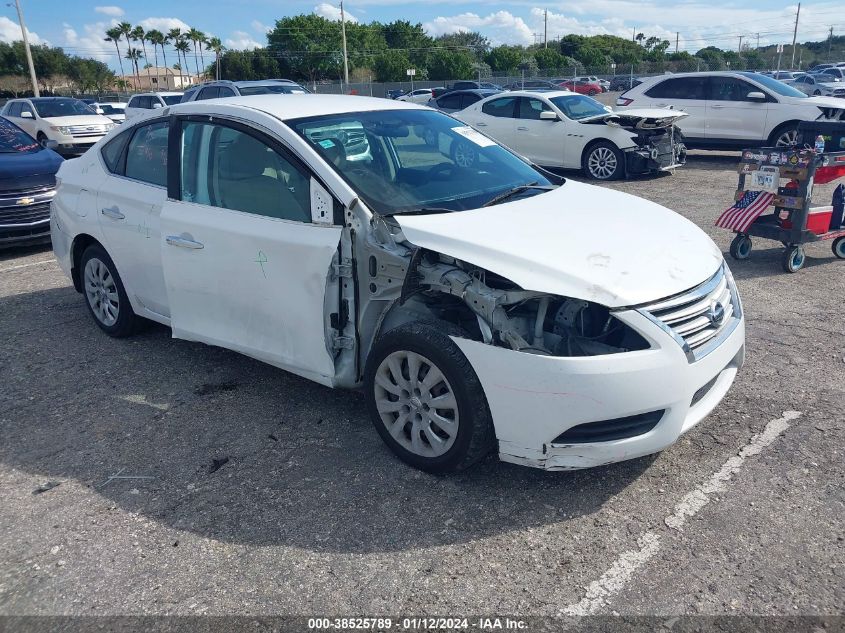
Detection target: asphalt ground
<box><xmin>0</xmin><ymin>150</ymin><xmax>843</xmax><ymax>628</ymax></box>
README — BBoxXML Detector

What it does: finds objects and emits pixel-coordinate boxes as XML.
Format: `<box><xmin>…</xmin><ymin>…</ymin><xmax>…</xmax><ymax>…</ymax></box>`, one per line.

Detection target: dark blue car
<box><xmin>0</xmin><ymin>116</ymin><xmax>63</xmax><ymax>248</ymax></box>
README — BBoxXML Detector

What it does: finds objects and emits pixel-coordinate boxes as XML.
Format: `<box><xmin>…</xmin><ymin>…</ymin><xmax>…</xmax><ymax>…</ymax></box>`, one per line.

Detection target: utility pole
<box><xmin>829</xmin><ymin>27</ymin><xmax>834</xmax><ymax>61</ymax></box>
<box><xmin>790</xmin><ymin>2</ymin><xmax>800</xmax><ymax>69</ymax></box>
<box><xmin>544</xmin><ymin>9</ymin><xmax>548</xmax><ymax>49</ymax></box>
<box><xmin>756</xmin><ymin>33</ymin><xmax>760</xmax><ymax>50</ymax></box>
<box><xmin>12</xmin><ymin>0</ymin><xmax>39</xmax><ymax>97</ymax></box>
<box><xmin>738</xmin><ymin>35</ymin><xmax>743</xmax><ymax>53</ymax></box>
<box><xmin>340</xmin><ymin>0</ymin><xmax>349</xmax><ymax>89</ymax></box>
<box><xmin>675</xmin><ymin>32</ymin><xmax>679</xmax><ymax>54</ymax></box>
<box><xmin>632</xmin><ymin>27</ymin><xmax>636</xmax><ymax>43</ymax></box>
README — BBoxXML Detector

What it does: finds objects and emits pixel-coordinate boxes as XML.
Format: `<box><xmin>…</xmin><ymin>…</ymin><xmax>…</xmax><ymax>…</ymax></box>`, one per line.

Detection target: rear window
<box><xmin>645</xmin><ymin>77</ymin><xmax>708</xmax><ymax>100</ymax></box>
<box><xmin>481</xmin><ymin>96</ymin><xmax>517</xmax><ymax>118</ymax></box>
<box><xmin>161</xmin><ymin>95</ymin><xmax>183</xmax><ymax>106</ymax></box>
<box><xmin>0</xmin><ymin>116</ymin><xmax>39</xmax><ymax>153</ymax></box>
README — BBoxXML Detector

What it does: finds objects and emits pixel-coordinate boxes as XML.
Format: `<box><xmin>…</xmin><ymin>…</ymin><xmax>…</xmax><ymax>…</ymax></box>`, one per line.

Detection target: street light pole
<box><xmin>11</xmin><ymin>0</ymin><xmax>39</xmax><ymax>97</ymax></box>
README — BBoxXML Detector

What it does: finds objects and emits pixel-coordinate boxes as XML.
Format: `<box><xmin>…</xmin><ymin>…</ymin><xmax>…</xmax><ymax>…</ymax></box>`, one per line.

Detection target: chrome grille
<box><xmin>638</xmin><ymin>265</ymin><xmax>741</xmax><ymax>362</ymax></box>
<box><xmin>67</xmin><ymin>124</ymin><xmax>109</xmax><ymax>136</ymax></box>
<box><xmin>0</xmin><ymin>186</ymin><xmax>55</xmax><ymax>228</ymax></box>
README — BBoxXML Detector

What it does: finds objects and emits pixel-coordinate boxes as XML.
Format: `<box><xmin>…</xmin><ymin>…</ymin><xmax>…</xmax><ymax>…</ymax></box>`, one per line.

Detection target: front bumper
<box><xmin>452</xmin><ymin>309</ymin><xmax>745</xmax><ymax>470</ymax></box>
<box><xmin>624</xmin><ymin>143</ymin><xmax>687</xmax><ymax>176</ymax></box>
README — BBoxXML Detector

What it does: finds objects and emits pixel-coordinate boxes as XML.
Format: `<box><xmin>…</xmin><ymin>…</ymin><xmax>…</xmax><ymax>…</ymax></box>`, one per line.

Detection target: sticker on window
<box><xmin>451</xmin><ymin>126</ymin><xmax>496</xmax><ymax>148</ymax></box>
<box><xmin>318</xmin><ymin>139</ymin><xmax>335</xmax><ymax>149</ymax></box>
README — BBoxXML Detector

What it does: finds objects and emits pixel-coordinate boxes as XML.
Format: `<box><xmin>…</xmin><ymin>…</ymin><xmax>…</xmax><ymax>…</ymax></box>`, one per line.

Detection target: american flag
<box><xmin>715</xmin><ymin>190</ymin><xmax>775</xmax><ymax>233</ymax></box>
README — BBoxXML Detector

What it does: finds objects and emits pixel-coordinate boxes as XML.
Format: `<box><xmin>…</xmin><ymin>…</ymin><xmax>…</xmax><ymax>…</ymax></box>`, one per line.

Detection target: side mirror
<box><xmin>95</xmin><ymin>107</ymin><xmax>104</xmax><ymax>114</ymax></box>
<box><xmin>21</xmin><ymin>111</ymin><xmax>33</xmax><ymax>118</ymax></box>
<box><xmin>151</xmin><ymin>102</ymin><xmax>163</xmax><ymax>109</ymax></box>
<box><xmin>539</xmin><ymin>110</ymin><xmax>559</xmax><ymax>121</ymax></box>
<box><xmin>43</xmin><ymin>139</ymin><xmax>58</xmax><ymax>150</ymax></box>
<box><xmin>747</xmin><ymin>91</ymin><xmax>767</xmax><ymax>102</ymax></box>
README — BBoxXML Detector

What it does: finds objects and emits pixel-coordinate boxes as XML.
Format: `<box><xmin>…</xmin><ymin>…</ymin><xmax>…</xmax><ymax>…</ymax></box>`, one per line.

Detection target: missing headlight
<box><xmin>549</xmin><ymin>299</ymin><xmax>649</xmax><ymax>356</ymax></box>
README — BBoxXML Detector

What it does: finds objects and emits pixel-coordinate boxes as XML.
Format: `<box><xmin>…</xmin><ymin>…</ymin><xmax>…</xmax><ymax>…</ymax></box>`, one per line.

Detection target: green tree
<box><xmin>372</xmin><ymin>49</ymin><xmax>412</xmax><ymax>82</ymax></box>
<box><xmin>104</xmin><ymin>27</ymin><xmax>126</xmax><ymax>81</ymax></box>
<box><xmin>532</xmin><ymin>47</ymin><xmax>564</xmax><ymax>72</ymax></box>
<box><xmin>485</xmin><ymin>45</ymin><xmax>523</xmax><ymax>72</ymax></box>
<box><xmin>427</xmin><ymin>48</ymin><xmax>475</xmax><ymax>80</ymax></box>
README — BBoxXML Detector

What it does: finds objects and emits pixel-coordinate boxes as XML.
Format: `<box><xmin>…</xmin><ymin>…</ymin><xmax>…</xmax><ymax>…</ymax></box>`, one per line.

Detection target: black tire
<box><xmin>781</xmin><ymin>245</ymin><xmax>806</xmax><ymax>273</ymax></box>
<box><xmin>768</xmin><ymin>122</ymin><xmax>799</xmax><ymax>148</ymax></box>
<box><xmin>36</xmin><ymin>132</ymin><xmax>48</xmax><ymax>148</ymax></box>
<box><xmin>364</xmin><ymin>321</ymin><xmax>495</xmax><ymax>473</ymax></box>
<box><xmin>833</xmin><ymin>236</ymin><xmax>845</xmax><ymax>259</ymax></box>
<box><xmin>80</xmin><ymin>243</ymin><xmax>138</xmax><ymax>337</ymax></box>
<box><xmin>583</xmin><ymin>141</ymin><xmax>624</xmax><ymax>181</ymax></box>
<box><xmin>729</xmin><ymin>234</ymin><xmax>752</xmax><ymax>260</ymax></box>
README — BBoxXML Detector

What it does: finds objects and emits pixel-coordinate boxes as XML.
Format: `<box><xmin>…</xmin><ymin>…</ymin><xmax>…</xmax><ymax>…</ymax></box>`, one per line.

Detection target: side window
<box><xmin>140</xmin><ymin>96</ymin><xmax>153</xmax><ymax>109</ymax></box>
<box><xmin>517</xmin><ymin>97</ymin><xmax>550</xmax><ymax>120</ymax></box>
<box><xmin>197</xmin><ymin>87</ymin><xmax>219</xmax><ymax>100</ymax></box>
<box><xmin>645</xmin><ymin>77</ymin><xmax>707</xmax><ymax>100</ymax></box>
<box><xmin>20</xmin><ymin>103</ymin><xmax>34</xmax><ymax>117</ymax></box>
<box><xmin>180</xmin><ymin>120</ymin><xmax>311</xmax><ymax>223</ymax></box>
<box><xmin>437</xmin><ymin>94</ymin><xmax>461</xmax><ymax>110</ymax></box>
<box><xmin>124</xmin><ymin>120</ymin><xmax>169</xmax><ymax>187</ymax></box>
<box><xmin>709</xmin><ymin>77</ymin><xmax>758</xmax><ymax>101</ymax></box>
<box><xmin>460</xmin><ymin>93</ymin><xmax>481</xmax><ymax>108</ymax></box>
<box><xmin>218</xmin><ymin>87</ymin><xmax>236</xmax><ymax>97</ymax></box>
<box><xmin>482</xmin><ymin>96</ymin><xmax>517</xmax><ymax>118</ymax></box>
<box><xmin>8</xmin><ymin>102</ymin><xmax>21</xmax><ymax>117</ymax></box>
<box><xmin>100</xmin><ymin>129</ymin><xmax>132</xmax><ymax>174</ymax></box>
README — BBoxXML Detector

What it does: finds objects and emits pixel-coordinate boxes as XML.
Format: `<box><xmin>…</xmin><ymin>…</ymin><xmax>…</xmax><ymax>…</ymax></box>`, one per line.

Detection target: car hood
<box><xmin>41</xmin><ymin>115</ymin><xmax>112</xmax><ymax>126</ymax></box>
<box><xmin>0</xmin><ymin>147</ymin><xmax>62</xmax><ymax>190</ymax></box>
<box><xmin>395</xmin><ymin>180</ymin><xmax>723</xmax><ymax>308</ymax></box>
<box><xmin>779</xmin><ymin>94</ymin><xmax>845</xmax><ymax>114</ymax></box>
<box><xmin>581</xmin><ymin>107</ymin><xmax>688</xmax><ymax>129</ymax></box>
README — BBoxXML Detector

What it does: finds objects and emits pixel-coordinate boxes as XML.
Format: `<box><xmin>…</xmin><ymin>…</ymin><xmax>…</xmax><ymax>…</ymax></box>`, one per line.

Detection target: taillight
<box><xmin>617</xmin><ymin>97</ymin><xmax>634</xmax><ymax>106</ymax></box>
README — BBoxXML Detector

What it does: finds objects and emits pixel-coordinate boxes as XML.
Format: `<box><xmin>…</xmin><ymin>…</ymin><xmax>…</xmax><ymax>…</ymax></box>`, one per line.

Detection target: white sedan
<box><xmin>456</xmin><ymin>91</ymin><xmax>687</xmax><ymax>180</ymax></box>
<box><xmin>397</xmin><ymin>88</ymin><xmax>433</xmax><ymax>104</ymax></box>
<box><xmin>51</xmin><ymin>95</ymin><xmax>744</xmax><ymax>472</ymax></box>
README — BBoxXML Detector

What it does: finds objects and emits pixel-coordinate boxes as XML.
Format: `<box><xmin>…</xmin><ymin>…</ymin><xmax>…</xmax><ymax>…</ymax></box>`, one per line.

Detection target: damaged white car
<box><xmin>51</xmin><ymin>95</ymin><xmax>745</xmax><ymax>473</ymax></box>
<box><xmin>455</xmin><ymin>90</ymin><xmax>687</xmax><ymax>180</ymax></box>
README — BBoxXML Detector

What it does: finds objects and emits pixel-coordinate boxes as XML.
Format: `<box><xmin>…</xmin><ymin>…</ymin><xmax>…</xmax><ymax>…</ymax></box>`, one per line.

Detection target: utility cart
<box><xmin>717</xmin><ymin>123</ymin><xmax>845</xmax><ymax>273</ymax></box>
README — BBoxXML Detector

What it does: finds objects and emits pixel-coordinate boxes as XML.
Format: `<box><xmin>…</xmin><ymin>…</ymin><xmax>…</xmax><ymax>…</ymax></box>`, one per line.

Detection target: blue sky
<box><xmin>1</xmin><ymin>0</ymin><xmax>842</xmax><ymax>72</ymax></box>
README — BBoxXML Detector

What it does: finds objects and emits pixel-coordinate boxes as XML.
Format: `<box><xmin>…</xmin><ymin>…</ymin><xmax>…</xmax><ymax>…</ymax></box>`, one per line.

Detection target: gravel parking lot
<box><xmin>0</xmin><ymin>153</ymin><xmax>843</xmax><ymax>622</ymax></box>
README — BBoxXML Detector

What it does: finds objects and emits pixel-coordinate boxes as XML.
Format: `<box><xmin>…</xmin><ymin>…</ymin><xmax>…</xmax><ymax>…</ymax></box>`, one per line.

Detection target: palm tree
<box><xmin>104</xmin><ymin>26</ymin><xmax>126</xmax><ymax>84</ymax></box>
<box><xmin>131</xmin><ymin>26</ymin><xmax>152</xmax><ymax>85</ymax></box>
<box><xmin>146</xmin><ymin>29</ymin><xmax>163</xmax><ymax>67</ymax></box>
<box><xmin>174</xmin><ymin>39</ymin><xmax>191</xmax><ymax>82</ymax></box>
<box><xmin>116</xmin><ymin>22</ymin><xmax>135</xmax><ymax>88</ymax></box>
<box><xmin>186</xmin><ymin>28</ymin><xmax>205</xmax><ymax>76</ymax></box>
<box><xmin>124</xmin><ymin>48</ymin><xmax>143</xmax><ymax>87</ymax></box>
<box><xmin>207</xmin><ymin>36</ymin><xmax>224</xmax><ymax>80</ymax></box>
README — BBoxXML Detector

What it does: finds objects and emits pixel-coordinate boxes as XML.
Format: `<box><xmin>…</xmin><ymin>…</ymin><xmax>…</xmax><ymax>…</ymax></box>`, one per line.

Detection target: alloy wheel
<box><xmin>588</xmin><ymin>146</ymin><xmax>617</xmax><ymax>179</ymax></box>
<box><xmin>373</xmin><ymin>350</ymin><xmax>459</xmax><ymax>458</ymax></box>
<box><xmin>775</xmin><ymin>129</ymin><xmax>798</xmax><ymax>147</ymax></box>
<box><xmin>84</xmin><ymin>257</ymin><xmax>119</xmax><ymax>326</ymax></box>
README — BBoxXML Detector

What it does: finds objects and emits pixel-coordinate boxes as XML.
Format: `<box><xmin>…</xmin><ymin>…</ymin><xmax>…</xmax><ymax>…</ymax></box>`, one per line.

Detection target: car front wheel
<box><xmin>365</xmin><ymin>321</ymin><xmax>495</xmax><ymax>473</ymax></box>
<box><xmin>584</xmin><ymin>142</ymin><xmax>624</xmax><ymax>180</ymax></box>
<box><xmin>80</xmin><ymin>244</ymin><xmax>138</xmax><ymax>337</ymax></box>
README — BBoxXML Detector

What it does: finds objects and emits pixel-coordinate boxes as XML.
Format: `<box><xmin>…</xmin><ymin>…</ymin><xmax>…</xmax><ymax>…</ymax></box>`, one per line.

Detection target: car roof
<box><xmin>441</xmin><ymin>89</ymin><xmax>498</xmax><ymax>96</ymax></box>
<box><xmin>505</xmin><ymin>90</ymin><xmax>574</xmax><ymax>98</ymax></box>
<box><xmin>171</xmin><ymin>94</ymin><xmax>426</xmax><ymax>121</ymax></box>
<box><xmin>134</xmin><ymin>91</ymin><xmax>182</xmax><ymax>96</ymax></box>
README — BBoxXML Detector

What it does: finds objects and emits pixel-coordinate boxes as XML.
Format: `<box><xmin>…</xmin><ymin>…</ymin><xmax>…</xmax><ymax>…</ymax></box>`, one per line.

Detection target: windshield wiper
<box><xmin>482</xmin><ymin>182</ymin><xmax>555</xmax><ymax>207</ymax></box>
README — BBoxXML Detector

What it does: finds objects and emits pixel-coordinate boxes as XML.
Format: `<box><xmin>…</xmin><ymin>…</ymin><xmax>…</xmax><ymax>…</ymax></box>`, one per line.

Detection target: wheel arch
<box><xmin>70</xmin><ymin>233</ymin><xmax>103</xmax><ymax>293</ymax></box>
<box><xmin>580</xmin><ymin>137</ymin><xmax>621</xmax><ymax>165</ymax></box>
<box><xmin>767</xmin><ymin>119</ymin><xmax>801</xmax><ymax>145</ymax></box>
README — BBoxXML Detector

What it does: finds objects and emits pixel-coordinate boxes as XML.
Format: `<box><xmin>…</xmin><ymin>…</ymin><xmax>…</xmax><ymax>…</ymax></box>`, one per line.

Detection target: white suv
<box><xmin>125</xmin><ymin>92</ymin><xmax>183</xmax><ymax>120</ymax></box>
<box><xmin>616</xmin><ymin>71</ymin><xmax>845</xmax><ymax>148</ymax></box>
<box><xmin>1</xmin><ymin>97</ymin><xmax>115</xmax><ymax>156</ymax></box>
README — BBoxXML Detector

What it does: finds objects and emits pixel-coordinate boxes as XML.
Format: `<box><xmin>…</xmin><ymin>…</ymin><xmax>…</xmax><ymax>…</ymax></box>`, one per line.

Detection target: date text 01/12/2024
<box><xmin>307</xmin><ymin>617</ymin><xmax>529</xmax><ymax>630</ymax></box>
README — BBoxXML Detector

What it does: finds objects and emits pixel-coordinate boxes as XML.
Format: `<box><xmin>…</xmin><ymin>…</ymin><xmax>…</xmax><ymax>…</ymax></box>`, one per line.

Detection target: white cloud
<box><xmin>62</xmin><ymin>20</ymin><xmax>118</xmax><ymax>63</ymax></box>
<box><xmin>138</xmin><ymin>17</ymin><xmax>192</xmax><ymax>33</ymax></box>
<box><xmin>94</xmin><ymin>6</ymin><xmax>124</xmax><ymax>17</ymax></box>
<box><xmin>0</xmin><ymin>16</ymin><xmax>45</xmax><ymax>45</ymax></box>
<box><xmin>252</xmin><ymin>20</ymin><xmax>272</xmax><ymax>34</ymax></box>
<box><xmin>225</xmin><ymin>31</ymin><xmax>263</xmax><ymax>50</ymax></box>
<box><xmin>424</xmin><ymin>11</ymin><xmax>534</xmax><ymax>46</ymax></box>
<box><xmin>314</xmin><ymin>3</ymin><xmax>359</xmax><ymax>23</ymax></box>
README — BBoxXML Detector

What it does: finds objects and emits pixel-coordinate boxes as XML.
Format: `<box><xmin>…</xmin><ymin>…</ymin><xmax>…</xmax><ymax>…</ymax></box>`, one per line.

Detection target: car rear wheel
<box><xmin>36</xmin><ymin>132</ymin><xmax>48</xmax><ymax>147</ymax></box>
<box><xmin>769</xmin><ymin>124</ymin><xmax>799</xmax><ymax>148</ymax></box>
<box><xmin>365</xmin><ymin>321</ymin><xmax>495</xmax><ymax>473</ymax></box>
<box><xmin>584</xmin><ymin>142</ymin><xmax>624</xmax><ymax>180</ymax></box>
<box><xmin>80</xmin><ymin>244</ymin><xmax>138</xmax><ymax>337</ymax></box>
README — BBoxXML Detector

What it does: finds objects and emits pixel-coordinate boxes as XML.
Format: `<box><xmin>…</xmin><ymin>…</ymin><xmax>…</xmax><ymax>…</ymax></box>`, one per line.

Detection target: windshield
<box><xmin>161</xmin><ymin>95</ymin><xmax>183</xmax><ymax>105</ymax></box>
<box><xmin>239</xmin><ymin>85</ymin><xmax>308</xmax><ymax>95</ymax></box>
<box><xmin>290</xmin><ymin>109</ymin><xmax>551</xmax><ymax>214</ymax></box>
<box><xmin>98</xmin><ymin>104</ymin><xmax>124</xmax><ymax>115</ymax></box>
<box><xmin>32</xmin><ymin>99</ymin><xmax>95</xmax><ymax>118</ymax></box>
<box><xmin>550</xmin><ymin>95</ymin><xmax>609</xmax><ymax>120</ymax></box>
<box><xmin>740</xmin><ymin>72</ymin><xmax>807</xmax><ymax>98</ymax></box>
<box><xmin>0</xmin><ymin>117</ymin><xmax>39</xmax><ymax>153</ymax></box>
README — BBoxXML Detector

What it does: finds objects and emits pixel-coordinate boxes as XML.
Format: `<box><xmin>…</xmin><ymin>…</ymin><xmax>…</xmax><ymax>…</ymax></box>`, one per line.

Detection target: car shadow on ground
<box><xmin>0</xmin><ymin>243</ymin><xmax>52</xmax><ymax>264</ymax></box>
<box><xmin>0</xmin><ymin>286</ymin><xmax>655</xmax><ymax>554</ymax></box>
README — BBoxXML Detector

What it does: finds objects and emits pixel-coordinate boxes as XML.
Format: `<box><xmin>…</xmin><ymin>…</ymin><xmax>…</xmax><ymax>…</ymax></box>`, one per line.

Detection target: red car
<box><xmin>557</xmin><ymin>79</ymin><xmax>602</xmax><ymax>96</ymax></box>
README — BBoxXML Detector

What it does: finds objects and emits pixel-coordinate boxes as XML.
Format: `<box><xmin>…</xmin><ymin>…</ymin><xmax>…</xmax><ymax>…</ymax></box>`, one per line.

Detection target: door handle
<box><xmin>517</xmin><ymin>126</ymin><xmax>529</xmax><ymax>131</ymax></box>
<box><xmin>166</xmin><ymin>235</ymin><xmax>204</xmax><ymax>249</ymax></box>
<box><xmin>475</xmin><ymin>122</ymin><xmax>487</xmax><ymax>127</ymax></box>
<box><xmin>101</xmin><ymin>206</ymin><xmax>125</xmax><ymax>220</ymax></box>
<box><xmin>710</xmin><ymin>104</ymin><xmax>726</xmax><ymax>109</ymax></box>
